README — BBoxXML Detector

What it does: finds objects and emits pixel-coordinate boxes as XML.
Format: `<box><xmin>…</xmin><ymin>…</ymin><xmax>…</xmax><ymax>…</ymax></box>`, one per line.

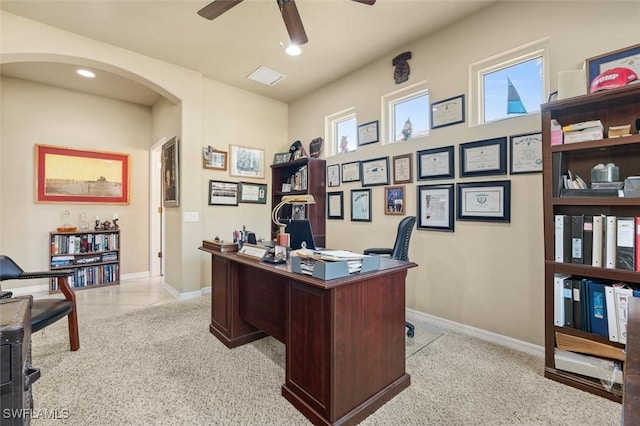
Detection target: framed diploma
<box><xmin>327</xmin><ymin>191</ymin><xmax>344</xmax><ymax>219</ymax></box>
<box><xmin>417</xmin><ymin>184</ymin><xmax>454</xmax><ymax>232</ymax></box>
<box><xmin>327</xmin><ymin>164</ymin><xmax>340</xmax><ymax>187</ymax></box>
<box><xmin>431</xmin><ymin>94</ymin><xmax>465</xmax><ymax>129</ymax></box>
<box><xmin>457</xmin><ymin>180</ymin><xmax>511</xmax><ymax>222</ymax></box>
<box><xmin>392</xmin><ymin>153</ymin><xmax>413</xmax><ymax>184</ymax></box>
<box><xmin>341</xmin><ymin>161</ymin><xmax>361</xmax><ymax>183</ymax></box>
<box><xmin>509</xmin><ymin>132</ymin><xmax>542</xmax><ymax>174</ymax></box>
<box><xmin>350</xmin><ymin>188</ymin><xmax>372</xmax><ymax>222</ymax></box>
<box><xmin>360</xmin><ymin>157</ymin><xmax>390</xmax><ymax>187</ymax></box>
<box><xmin>357</xmin><ymin>120</ymin><xmax>379</xmax><ymax>146</ymax></box>
<box><xmin>418</xmin><ymin>146</ymin><xmax>454</xmax><ymax>180</ymax></box>
<box><xmin>459</xmin><ymin>137</ymin><xmax>507</xmax><ymax>178</ymax></box>
<box><xmin>239</xmin><ymin>182</ymin><xmax>267</xmax><ymax>204</ymax></box>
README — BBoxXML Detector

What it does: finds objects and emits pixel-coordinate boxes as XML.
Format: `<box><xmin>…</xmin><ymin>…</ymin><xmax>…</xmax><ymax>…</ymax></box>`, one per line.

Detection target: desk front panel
<box><xmin>286</xmin><ymin>270</ymin><xmax>408</xmax><ymax>422</ymax></box>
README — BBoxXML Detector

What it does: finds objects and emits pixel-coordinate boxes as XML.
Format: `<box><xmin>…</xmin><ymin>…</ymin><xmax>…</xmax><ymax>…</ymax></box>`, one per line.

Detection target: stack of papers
<box><xmin>562</xmin><ymin>120</ymin><xmax>604</xmax><ymax>143</ymax></box>
<box><xmin>292</xmin><ymin>250</ymin><xmax>367</xmax><ymax>275</ymax></box>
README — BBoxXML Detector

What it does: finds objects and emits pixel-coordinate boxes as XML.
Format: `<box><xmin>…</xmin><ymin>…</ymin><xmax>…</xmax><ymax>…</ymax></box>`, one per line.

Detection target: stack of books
<box><xmin>562</xmin><ymin>120</ymin><xmax>604</xmax><ymax>143</ymax></box>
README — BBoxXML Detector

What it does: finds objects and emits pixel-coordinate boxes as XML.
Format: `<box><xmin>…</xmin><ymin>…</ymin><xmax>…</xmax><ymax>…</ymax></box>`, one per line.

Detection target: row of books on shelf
<box><xmin>283</xmin><ymin>165</ymin><xmax>307</xmax><ymax>192</ymax></box>
<box><xmin>50</xmin><ymin>264</ymin><xmax>119</xmax><ymax>290</ymax></box>
<box><xmin>554</xmin><ymin>274</ymin><xmax>636</xmax><ymax>344</ymax></box>
<box><xmin>554</xmin><ymin>215</ymin><xmax>640</xmax><ymax>271</ymax></box>
<box><xmin>51</xmin><ymin>233</ymin><xmax>119</xmax><ymax>255</ymax></box>
<box><xmin>51</xmin><ymin>253</ymin><xmax>118</xmax><ymax>267</ymax></box>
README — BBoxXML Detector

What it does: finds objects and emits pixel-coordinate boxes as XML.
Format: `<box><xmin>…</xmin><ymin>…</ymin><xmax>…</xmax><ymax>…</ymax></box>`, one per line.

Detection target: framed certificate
<box><xmin>360</xmin><ymin>157</ymin><xmax>390</xmax><ymax>187</ymax></box>
<box><xmin>351</xmin><ymin>188</ymin><xmax>372</xmax><ymax>222</ymax></box>
<box><xmin>510</xmin><ymin>132</ymin><xmax>542</xmax><ymax>174</ymax></box>
<box><xmin>418</xmin><ymin>146</ymin><xmax>454</xmax><ymax>180</ymax></box>
<box><xmin>327</xmin><ymin>191</ymin><xmax>344</xmax><ymax>219</ymax></box>
<box><xmin>239</xmin><ymin>182</ymin><xmax>267</xmax><ymax>204</ymax></box>
<box><xmin>417</xmin><ymin>184</ymin><xmax>454</xmax><ymax>232</ymax></box>
<box><xmin>341</xmin><ymin>161</ymin><xmax>361</xmax><ymax>183</ymax></box>
<box><xmin>457</xmin><ymin>180</ymin><xmax>511</xmax><ymax>222</ymax></box>
<box><xmin>459</xmin><ymin>137</ymin><xmax>507</xmax><ymax>177</ymax></box>
<box><xmin>357</xmin><ymin>120</ymin><xmax>379</xmax><ymax>146</ymax></box>
<box><xmin>431</xmin><ymin>94</ymin><xmax>465</xmax><ymax>129</ymax></box>
<box><xmin>392</xmin><ymin>153</ymin><xmax>413</xmax><ymax>184</ymax></box>
<box><xmin>327</xmin><ymin>164</ymin><xmax>340</xmax><ymax>187</ymax></box>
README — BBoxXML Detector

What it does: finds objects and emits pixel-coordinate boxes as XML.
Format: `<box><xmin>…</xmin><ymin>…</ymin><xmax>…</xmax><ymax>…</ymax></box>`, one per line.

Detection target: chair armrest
<box><xmin>363</xmin><ymin>248</ymin><xmax>393</xmax><ymax>256</ymax></box>
<box><xmin>18</xmin><ymin>269</ymin><xmax>74</xmax><ymax>280</ymax></box>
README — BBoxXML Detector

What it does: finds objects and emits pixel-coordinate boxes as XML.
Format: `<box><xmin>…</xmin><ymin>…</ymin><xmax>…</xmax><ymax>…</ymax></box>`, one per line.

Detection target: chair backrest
<box><xmin>390</xmin><ymin>216</ymin><xmax>416</xmax><ymax>261</ymax></box>
<box><xmin>0</xmin><ymin>256</ymin><xmax>24</xmax><ymax>281</ymax></box>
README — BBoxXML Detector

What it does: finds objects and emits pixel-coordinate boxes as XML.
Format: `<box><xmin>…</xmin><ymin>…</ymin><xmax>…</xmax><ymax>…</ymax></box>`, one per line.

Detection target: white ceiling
<box><xmin>0</xmin><ymin>0</ymin><xmax>495</xmax><ymax>106</ymax></box>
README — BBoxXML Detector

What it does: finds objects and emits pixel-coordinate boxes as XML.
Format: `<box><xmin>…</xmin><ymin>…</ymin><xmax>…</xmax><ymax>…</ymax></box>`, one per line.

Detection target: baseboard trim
<box><xmin>406</xmin><ymin>308</ymin><xmax>544</xmax><ymax>357</ymax></box>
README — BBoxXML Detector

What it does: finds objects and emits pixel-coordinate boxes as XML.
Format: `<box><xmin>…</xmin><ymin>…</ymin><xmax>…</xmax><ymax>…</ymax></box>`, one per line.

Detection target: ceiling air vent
<box><xmin>247</xmin><ymin>66</ymin><xmax>286</xmax><ymax>86</ymax></box>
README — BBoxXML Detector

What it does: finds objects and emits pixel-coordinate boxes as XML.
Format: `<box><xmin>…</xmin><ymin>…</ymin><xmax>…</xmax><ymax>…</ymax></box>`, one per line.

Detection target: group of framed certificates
<box><xmin>326</xmin><ymin>131</ymin><xmax>541</xmax><ymax>231</ymax></box>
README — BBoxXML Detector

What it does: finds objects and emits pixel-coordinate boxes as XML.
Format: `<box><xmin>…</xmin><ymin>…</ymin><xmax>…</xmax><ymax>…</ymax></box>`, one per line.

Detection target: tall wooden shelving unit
<box><xmin>541</xmin><ymin>85</ymin><xmax>640</xmax><ymax>402</ymax></box>
<box><xmin>49</xmin><ymin>229</ymin><xmax>121</xmax><ymax>293</ymax></box>
<box><xmin>271</xmin><ymin>157</ymin><xmax>326</xmax><ymax>248</ymax></box>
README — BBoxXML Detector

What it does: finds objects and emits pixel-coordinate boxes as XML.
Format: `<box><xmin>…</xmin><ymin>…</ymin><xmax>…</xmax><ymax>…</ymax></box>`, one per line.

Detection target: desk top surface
<box><xmin>199</xmin><ymin>245</ymin><xmax>417</xmax><ymax>290</ymax></box>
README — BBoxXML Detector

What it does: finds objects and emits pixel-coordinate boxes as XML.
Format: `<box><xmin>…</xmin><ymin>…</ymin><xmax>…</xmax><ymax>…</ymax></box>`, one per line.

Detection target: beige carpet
<box><xmin>29</xmin><ymin>296</ymin><xmax>621</xmax><ymax>425</ymax></box>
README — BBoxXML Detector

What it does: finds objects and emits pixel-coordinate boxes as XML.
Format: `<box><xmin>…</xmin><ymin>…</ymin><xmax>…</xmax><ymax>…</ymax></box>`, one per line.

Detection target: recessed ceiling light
<box><xmin>285</xmin><ymin>45</ymin><xmax>301</xmax><ymax>56</ymax></box>
<box><xmin>76</xmin><ymin>69</ymin><xmax>96</xmax><ymax>78</ymax></box>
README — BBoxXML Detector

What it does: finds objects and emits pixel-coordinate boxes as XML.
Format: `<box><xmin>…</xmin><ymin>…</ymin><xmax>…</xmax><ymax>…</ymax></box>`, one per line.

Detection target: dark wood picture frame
<box><xmin>459</xmin><ymin>137</ymin><xmax>507</xmax><ymax>178</ymax></box>
<box><xmin>456</xmin><ymin>180</ymin><xmax>511</xmax><ymax>222</ymax></box>
<box><xmin>208</xmin><ymin>180</ymin><xmax>239</xmax><ymax>206</ymax></box>
<box><xmin>418</xmin><ymin>146</ymin><xmax>454</xmax><ymax>180</ymax></box>
<box><xmin>327</xmin><ymin>191</ymin><xmax>344</xmax><ymax>220</ymax></box>
<box><xmin>350</xmin><ymin>188</ymin><xmax>372</xmax><ymax>222</ymax></box>
<box><xmin>360</xmin><ymin>156</ymin><xmax>390</xmax><ymax>187</ymax></box>
<box><xmin>392</xmin><ymin>153</ymin><xmax>413</xmax><ymax>184</ymax></box>
<box><xmin>417</xmin><ymin>183</ymin><xmax>454</xmax><ymax>232</ymax></box>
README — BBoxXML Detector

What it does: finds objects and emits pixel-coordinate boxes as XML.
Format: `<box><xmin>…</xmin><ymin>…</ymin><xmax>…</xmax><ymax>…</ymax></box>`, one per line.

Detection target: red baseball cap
<box><xmin>590</xmin><ymin>67</ymin><xmax>638</xmax><ymax>93</ymax></box>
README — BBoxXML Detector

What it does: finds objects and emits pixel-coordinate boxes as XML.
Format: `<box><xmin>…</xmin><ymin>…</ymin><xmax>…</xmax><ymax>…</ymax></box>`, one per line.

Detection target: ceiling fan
<box><xmin>197</xmin><ymin>0</ymin><xmax>376</xmax><ymax>46</ymax></box>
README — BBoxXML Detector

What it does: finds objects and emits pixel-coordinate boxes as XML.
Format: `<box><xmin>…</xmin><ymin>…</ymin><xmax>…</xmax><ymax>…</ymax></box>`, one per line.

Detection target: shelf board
<box><xmin>552</xmin><ymin>197</ymin><xmax>640</xmax><ymax>206</ymax></box>
<box><xmin>547</xmin><ymin>261</ymin><xmax>640</xmax><ymax>283</ymax></box>
<box><xmin>544</xmin><ymin>367</ymin><xmax>622</xmax><ymax>403</ymax></box>
<box><xmin>50</xmin><ymin>280</ymin><xmax>119</xmax><ymax>294</ymax></box>
<box><xmin>551</xmin><ymin>134</ymin><xmax>640</xmax><ymax>153</ymax></box>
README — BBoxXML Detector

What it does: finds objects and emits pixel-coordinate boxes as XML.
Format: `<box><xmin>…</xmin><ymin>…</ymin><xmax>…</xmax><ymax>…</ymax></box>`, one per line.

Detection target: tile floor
<box><xmin>34</xmin><ymin>276</ymin><xmax>176</xmax><ymax>324</ymax></box>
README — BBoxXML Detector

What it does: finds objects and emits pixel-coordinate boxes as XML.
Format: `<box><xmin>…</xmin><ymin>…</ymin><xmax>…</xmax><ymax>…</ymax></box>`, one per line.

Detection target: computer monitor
<box><xmin>285</xmin><ymin>220</ymin><xmax>316</xmax><ymax>250</ymax></box>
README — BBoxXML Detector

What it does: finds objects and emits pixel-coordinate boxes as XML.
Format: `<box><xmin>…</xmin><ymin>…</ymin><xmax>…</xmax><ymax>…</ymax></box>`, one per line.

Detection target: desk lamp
<box><xmin>271</xmin><ymin>194</ymin><xmax>316</xmax><ymax>246</ymax></box>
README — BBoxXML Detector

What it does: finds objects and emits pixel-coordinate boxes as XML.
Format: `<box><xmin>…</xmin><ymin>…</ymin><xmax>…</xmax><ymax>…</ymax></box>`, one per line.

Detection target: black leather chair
<box><xmin>0</xmin><ymin>255</ymin><xmax>79</xmax><ymax>351</ymax></box>
<box><xmin>364</xmin><ymin>216</ymin><xmax>416</xmax><ymax>338</ymax></box>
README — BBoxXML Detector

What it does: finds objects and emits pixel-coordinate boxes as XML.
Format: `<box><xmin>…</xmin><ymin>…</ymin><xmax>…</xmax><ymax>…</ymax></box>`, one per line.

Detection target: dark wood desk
<box><xmin>200</xmin><ymin>246</ymin><xmax>417</xmax><ymax>426</ymax></box>
<box><xmin>624</xmin><ymin>297</ymin><xmax>640</xmax><ymax>424</ymax></box>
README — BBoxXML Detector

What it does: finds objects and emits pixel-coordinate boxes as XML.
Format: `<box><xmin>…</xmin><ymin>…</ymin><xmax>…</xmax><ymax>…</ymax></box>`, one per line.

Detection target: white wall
<box><xmin>289</xmin><ymin>1</ymin><xmax>640</xmax><ymax>346</ymax></box>
<box><xmin>0</xmin><ymin>77</ymin><xmax>152</xmax><ymax>288</ymax></box>
<box><xmin>0</xmin><ymin>11</ymin><xmax>288</xmax><ymax>296</ymax></box>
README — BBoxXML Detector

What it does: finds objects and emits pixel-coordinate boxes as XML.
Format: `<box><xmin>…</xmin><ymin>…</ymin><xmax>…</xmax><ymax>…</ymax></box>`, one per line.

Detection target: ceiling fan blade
<box><xmin>198</xmin><ymin>0</ymin><xmax>244</xmax><ymax>20</ymax></box>
<box><xmin>351</xmin><ymin>0</ymin><xmax>376</xmax><ymax>4</ymax></box>
<box><xmin>278</xmin><ymin>0</ymin><xmax>308</xmax><ymax>46</ymax></box>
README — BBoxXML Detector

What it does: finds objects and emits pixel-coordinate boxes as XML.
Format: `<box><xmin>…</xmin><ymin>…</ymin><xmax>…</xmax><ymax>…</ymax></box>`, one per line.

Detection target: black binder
<box><xmin>571</xmin><ymin>215</ymin><xmax>584</xmax><ymax>264</ymax></box>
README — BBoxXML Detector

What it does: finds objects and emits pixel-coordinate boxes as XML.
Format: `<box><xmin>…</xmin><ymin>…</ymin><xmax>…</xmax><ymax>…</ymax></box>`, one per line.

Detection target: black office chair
<box><xmin>0</xmin><ymin>255</ymin><xmax>79</xmax><ymax>351</ymax></box>
<box><xmin>364</xmin><ymin>216</ymin><xmax>416</xmax><ymax>338</ymax></box>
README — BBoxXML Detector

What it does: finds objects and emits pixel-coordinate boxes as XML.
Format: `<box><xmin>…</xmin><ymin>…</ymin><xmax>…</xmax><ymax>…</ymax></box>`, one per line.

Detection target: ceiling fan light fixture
<box><xmin>76</xmin><ymin>69</ymin><xmax>96</xmax><ymax>78</ymax></box>
<box><xmin>285</xmin><ymin>44</ymin><xmax>301</xmax><ymax>56</ymax></box>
